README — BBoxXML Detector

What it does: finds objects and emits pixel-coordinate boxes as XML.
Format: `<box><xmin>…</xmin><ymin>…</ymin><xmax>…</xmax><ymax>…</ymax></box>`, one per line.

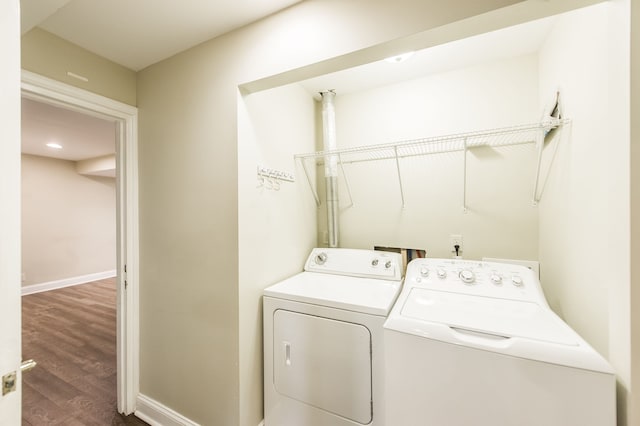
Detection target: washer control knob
<box><xmin>459</xmin><ymin>270</ymin><xmax>475</xmax><ymax>284</ymax></box>
<box><xmin>385</xmin><ymin>261</ymin><xmax>392</xmax><ymax>269</ymax></box>
<box><xmin>512</xmin><ymin>275</ymin><xmax>524</xmax><ymax>287</ymax></box>
<box><xmin>371</xmin><ymin>259</ymin><xmax>379</xmax><ymax>267</ymax></box>
<box><xmin>437</xmin><ymin>268</ymin><xmax>447</xmax><ymax>279</ymax></box>
<box><xmin>315</xmin><ymin>252</ymin><xmax>328</xmax><ymax>265</ymax></box>
<box><xmin>490</xmin><ymin>274</ymin><xmax>503</xmax><ymax>285</ymax></box>
<box><xmin>420</xmin><ymin>267</ymin><xmax>429</xmax><ymax>277</ymax></box>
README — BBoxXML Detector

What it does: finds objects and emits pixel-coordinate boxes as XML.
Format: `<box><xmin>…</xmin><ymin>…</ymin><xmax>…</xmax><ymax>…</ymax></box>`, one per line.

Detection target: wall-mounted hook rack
<box><xmin>257</xmin><ymin>165</ymin><xmax>295</xmax><ymax>182</ymax></box>
<box><xmin>257</xmin><ymin>166</ymin><xmax>294</xmax><ymax>191</ymax></box>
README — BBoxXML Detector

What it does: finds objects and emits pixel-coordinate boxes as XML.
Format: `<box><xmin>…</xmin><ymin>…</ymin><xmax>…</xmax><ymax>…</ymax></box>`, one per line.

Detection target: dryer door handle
<box><xmin>284</xmin><ymin>342</ymin><xmax>292</xmax><ymax>366</ymax></box>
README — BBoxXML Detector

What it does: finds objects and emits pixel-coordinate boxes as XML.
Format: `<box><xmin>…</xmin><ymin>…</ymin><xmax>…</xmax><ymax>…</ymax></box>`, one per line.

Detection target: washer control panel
<box><xmin>305</xmin><ymin>248</ymin><xmax>403</xmax><ymax>281</ymax></box>
<box><xmin>406</xmin><ymin>258</ymin><xmax>546</xmax><ymax>304</ymax></box>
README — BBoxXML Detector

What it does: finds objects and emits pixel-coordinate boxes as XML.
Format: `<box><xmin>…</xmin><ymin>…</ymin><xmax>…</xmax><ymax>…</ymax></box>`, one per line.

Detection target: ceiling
<box><xmin>21</xmin><ymin>98</ymin><xmax>116</xmax><ymax>161</ymax></box>
<box><xmin>299</xmin><ymin>14</ymin><xmax>556</xmax><ymax>98</ymax></box>
<box><xmin>20</xmin><ymin>0</ymin><xmax>303</xmax><ymax>72</ymax></box>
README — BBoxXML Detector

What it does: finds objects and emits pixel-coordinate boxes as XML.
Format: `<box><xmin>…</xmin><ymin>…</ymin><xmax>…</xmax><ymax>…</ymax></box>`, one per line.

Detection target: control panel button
<box><xmin>420</xmin><ymin>267</ymin><xmax>429</xmax><ymax>277</ymax></box>
<box><xmin>459</xmin><ymin>270</ymin><xmax>475</xmax><ymax>284</ymax></box>
<box><xmin>511</xmin><ymin>275</ymin><xmax>523</xmax><ymax>287</ymax></box>
<box><xmin>385</xmin><ymin>261</ymin><xmax>392</xmax><ymax>269</ymax></box>
<box><xmin>490</xmin><ymin>274</ymin><xmax>502</xmax><ymax>285</ymax></box>
<box><xmin>371</xmin><ymin>259</ymin><xmax>379</xmax><ymax>267</ymax></box>
<box><xmin>437</xmin><ymin>268</ymin><xmax>447</xmax><ymax>279</ymax></box>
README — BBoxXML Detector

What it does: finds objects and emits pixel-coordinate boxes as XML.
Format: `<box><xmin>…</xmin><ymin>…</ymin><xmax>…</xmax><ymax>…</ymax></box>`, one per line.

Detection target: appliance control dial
<box><xmin>459</xmin><ymin>269</ymin><xmax>475</xmax><ymax>284</ymax></box>
<box><xmin>371</xmin><ymin>259</ymin><xmax>379</xmax><ymax>267</ymax></box>
<box><xmin>420</xmin><ymin>267</ymin><xmax>429</xmax><ymax>277</ymax></box>
<box><xmin>315</xmin><ymin>252</ymin><xmax>328</xmax><ymax>265</ymax></box>
<box><xmin>385</xmin><ymin>260</ymin><xmax>392</xmax><ymax>269</ymax></box>
<box><xmin>512</xmin><ymin>275</ymin><xmax>524</xmax><ymax>287</ymax></box>
<box><xmin>437</xmin><ymin>268</ymin><xmax>447</xmax><ymax>279</ymax></box>
<box><xmin>490</xmin><ymin>274</ymin><xmax>503</xmax><ymax>285</ymax></box>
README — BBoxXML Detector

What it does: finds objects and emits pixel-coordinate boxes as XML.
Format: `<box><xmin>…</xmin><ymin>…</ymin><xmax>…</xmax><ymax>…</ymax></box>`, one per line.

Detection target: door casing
<box><xmin>20</xmin><ymin>70</ymin><xmax>140</xmax><ymax>414</ymax></box>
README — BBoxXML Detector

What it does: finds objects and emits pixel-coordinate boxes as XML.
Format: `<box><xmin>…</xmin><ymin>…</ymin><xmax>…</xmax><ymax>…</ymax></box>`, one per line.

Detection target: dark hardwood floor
<box><xmin>22</xmin><ymin>279</ymin><xmax>147</xmax><ymax>425</ymax></box>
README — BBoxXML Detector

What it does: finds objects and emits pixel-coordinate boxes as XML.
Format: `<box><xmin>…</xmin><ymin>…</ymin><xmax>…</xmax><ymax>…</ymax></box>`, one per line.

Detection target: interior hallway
<box><xmin>21</xmin><ymin>279</ymin><xmax>146</xmax><ymax>425</ymax></box>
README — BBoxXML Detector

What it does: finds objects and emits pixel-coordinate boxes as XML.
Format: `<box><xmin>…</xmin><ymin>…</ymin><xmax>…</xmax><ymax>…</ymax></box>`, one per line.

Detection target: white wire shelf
<box><xmin>295</xmin><ymin>118</ymin><xmax>568</xmax><ymax>210</ymax></box>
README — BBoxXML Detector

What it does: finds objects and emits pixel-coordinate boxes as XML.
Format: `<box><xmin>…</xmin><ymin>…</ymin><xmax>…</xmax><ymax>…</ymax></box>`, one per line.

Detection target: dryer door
<box><xmin>273</xmin><ymin>309</ymin><xmax>372</xmax><ymax>424</ymax></box>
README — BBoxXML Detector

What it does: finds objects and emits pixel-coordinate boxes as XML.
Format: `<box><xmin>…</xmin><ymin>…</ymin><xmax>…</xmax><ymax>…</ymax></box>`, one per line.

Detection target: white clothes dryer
<box><xmin>384</xmin><ymin>258</ymin><xmax>616</xmax><ymax>426</ymax></box>
<box><xmin>263</xmin><ymin>248</ymin><xmax>403</xmax><ymax>426</ymax></box>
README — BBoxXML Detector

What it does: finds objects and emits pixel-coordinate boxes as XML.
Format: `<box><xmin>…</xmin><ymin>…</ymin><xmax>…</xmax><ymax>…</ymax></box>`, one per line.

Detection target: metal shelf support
<box><xmin>462</xmin><ymin>137</ymin><xmax>468</xmax><ymax>213</ymax></box>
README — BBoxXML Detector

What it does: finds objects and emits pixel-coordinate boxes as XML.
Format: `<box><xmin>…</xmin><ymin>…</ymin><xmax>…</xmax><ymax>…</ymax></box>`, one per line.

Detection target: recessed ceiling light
<box><xmin>384</xmin><ymin>51</ymin><xmax>415</xmax><ymax>64</ymax></box>
<box><xmin>46</xmin><ymin>143</ymin><xmax>63</xmax><ymax>149</ymax></box>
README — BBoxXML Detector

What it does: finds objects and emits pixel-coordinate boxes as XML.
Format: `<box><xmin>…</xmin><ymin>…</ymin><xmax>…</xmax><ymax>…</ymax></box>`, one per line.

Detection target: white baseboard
<box><xmin>21</xmin><ymin>270</ymin><xmax>117</xmax><ymax>296</ymax></box>
<box><xmin>135</xmin><ymin>394</ymin><xmax>200</xmax><ymax>426</ymax></box>
<box><xmin>258</xmin><ymin>421</ymin><xmax>264</xmax><ymax>426</ymax></box>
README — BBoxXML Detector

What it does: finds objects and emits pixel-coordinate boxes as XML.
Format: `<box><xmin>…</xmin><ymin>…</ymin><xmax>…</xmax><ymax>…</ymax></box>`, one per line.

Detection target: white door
<box><xmin>0</xmin><ymin>0</ymin><xmax>22</xmax><ymax>424</ymax></box>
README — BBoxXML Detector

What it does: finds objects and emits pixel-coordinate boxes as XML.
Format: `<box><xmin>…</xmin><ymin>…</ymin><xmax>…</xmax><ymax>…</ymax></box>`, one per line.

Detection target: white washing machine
<box><xmin>384</xmin><ymin>258</ymin><xmax>616</xmax><ymax>426</ymax></box>
<box><xmin>263</xmin><ymin>248</ymin><xmax>403</xmax><ymax>426</ymax></box>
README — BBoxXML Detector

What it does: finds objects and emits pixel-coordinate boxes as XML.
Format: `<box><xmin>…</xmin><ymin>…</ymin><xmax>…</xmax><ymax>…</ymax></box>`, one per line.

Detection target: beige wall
<box><xmin>237</xmin><ymin>84</ymin><xmax>317</xmax><ymax>426</ymax></box>
<box><xmin>21</xmin><ymin>154</ymin><xmax>116</xmax><ymax>286</ymax></box>
<box><xmin>537</xmin><ymin>2</ymin><xmax>633</xmax><ymax>423</ymax></box>
<box><xmin>21</xmin><ymin>28</ymin><xmax>136</xmax><ymax>106</ymax></box>
<box><xmin>319</xmin><ymin>54</ymin><xmax>539</xmax><ymax>260</ymax></box>
<box><xmin>538</xmin><ymin>1</ymin><xmax>621</xmax><ymax>357</ymax></box>
<box><xmin>136</xmin><ymin>1</ymin><xmax>527</xmax><ymax>424</ymax></box>
<box><xmin>629</xmin><ymin>0</ymin><xmax>640</xmax><ymax>424</ymax></box>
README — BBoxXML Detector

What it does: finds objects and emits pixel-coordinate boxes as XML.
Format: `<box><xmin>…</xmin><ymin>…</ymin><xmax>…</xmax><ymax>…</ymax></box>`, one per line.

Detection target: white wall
<box><xmin>321</xmin><ymin>55</ymin><xmax>540</xmax><ymax>260</ymax></box>
<box><xmin>237</xmin><ymin>83</ymin><xmax>317</xmax><ymax>426</ymax></box>
<box><xmin>21</xmin><ymin>154</ymin><xmax>116</xmax><ymax>286</ymax></box>
<box><xmin>537</xmin><ymin>1</ymin><xmax>631</xmax><ymax>420</ymax></box>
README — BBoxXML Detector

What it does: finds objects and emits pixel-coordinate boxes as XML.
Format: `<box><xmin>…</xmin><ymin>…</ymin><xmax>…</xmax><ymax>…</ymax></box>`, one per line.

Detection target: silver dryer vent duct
<box><xmin>321</xmin><ymin>90</ymin><xmax>338</xmax><ymax>248</ymax></box>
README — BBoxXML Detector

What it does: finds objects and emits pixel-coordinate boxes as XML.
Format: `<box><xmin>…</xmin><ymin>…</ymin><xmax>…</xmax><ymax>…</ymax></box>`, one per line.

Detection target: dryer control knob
<box><xmin>315</xmin><ymin>252</ymin><xmax>328</xmax><ymax>265</ymax></box>
<box><xmin>437</xmin><ymin>268</ymin><xmax>447</xmax><ymax>279</ymax></box>
<box><xmin>490</xmin><ymin>274</ymin><xmax>503</xmax><ymax>285</ymax></box>
<box><xmin>512</xmin><ymin>275</ymin><xmax>524</xmax><ymax>287</ymax></box>
<box><xmin>420</xmin><ymin>267</ymin><xmax>429</xmax><ymax>277</ymax></box>
<box><xmin>459</xmin><ymin>270</ymin><xmax>475</xmax><ymax>284</ymax></box>
<box><xmin>371</xmin><ymin>259</ymin><xmax>379</xmax><ymax>267</ymax></box>
<box><xmin>385</xmin><ymin>261</ymin><xmax>392</xmax><ymax>269</ymax></box>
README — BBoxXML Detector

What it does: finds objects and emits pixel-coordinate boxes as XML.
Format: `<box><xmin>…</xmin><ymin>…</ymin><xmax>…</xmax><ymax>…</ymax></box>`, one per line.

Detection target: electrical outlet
<box><xmin>450</xmin><ymin>234</ymin><xmax>463</xmax><ymax>255</ymax></box>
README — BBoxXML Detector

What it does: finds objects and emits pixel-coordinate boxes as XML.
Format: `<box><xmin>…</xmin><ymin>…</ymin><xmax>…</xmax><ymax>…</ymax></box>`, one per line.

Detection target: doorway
<box><xmin>20</xmin><ymin>70</ymin><xmax>139</xmax><ymax>416</ymax></box>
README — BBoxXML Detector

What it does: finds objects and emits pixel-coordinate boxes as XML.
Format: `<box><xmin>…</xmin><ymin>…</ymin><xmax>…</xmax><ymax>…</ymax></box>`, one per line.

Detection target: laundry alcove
<box><xmin>238</xmin><ymin>4</ymin><xmax>630</xmax><ymax>423</ymax></box>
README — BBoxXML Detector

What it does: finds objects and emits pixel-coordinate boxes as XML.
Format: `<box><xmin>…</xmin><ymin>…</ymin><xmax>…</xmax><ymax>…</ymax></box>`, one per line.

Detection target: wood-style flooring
<box><xmin>21</xmin><ymin>279</ymin><xmax>147</xmax><ymax>425</ymax></box>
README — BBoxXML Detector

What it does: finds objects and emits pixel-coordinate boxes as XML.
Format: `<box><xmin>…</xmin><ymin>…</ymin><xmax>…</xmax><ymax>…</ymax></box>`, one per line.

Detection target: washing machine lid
<box><xmin>400</xmin><ymin>288</ymin><xmax>578</xmax><ymax>346</ymax></box>
<box><xmin>264</xmin><ymin>272</ymin><xmax>402</xmax><ymax>316</ymax></box>
<box><xmin>386</xmin><ymin>288</ymin><xmax>614</xmax><ymax>373</ymax></box>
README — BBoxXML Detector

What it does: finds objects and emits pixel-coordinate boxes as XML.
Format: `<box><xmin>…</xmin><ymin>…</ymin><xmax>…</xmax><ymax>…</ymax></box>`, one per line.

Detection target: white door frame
<box><xmin>20</xmin><ymin>70</ymin><xmax>139</xmax><ymax>415</ymax></box>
